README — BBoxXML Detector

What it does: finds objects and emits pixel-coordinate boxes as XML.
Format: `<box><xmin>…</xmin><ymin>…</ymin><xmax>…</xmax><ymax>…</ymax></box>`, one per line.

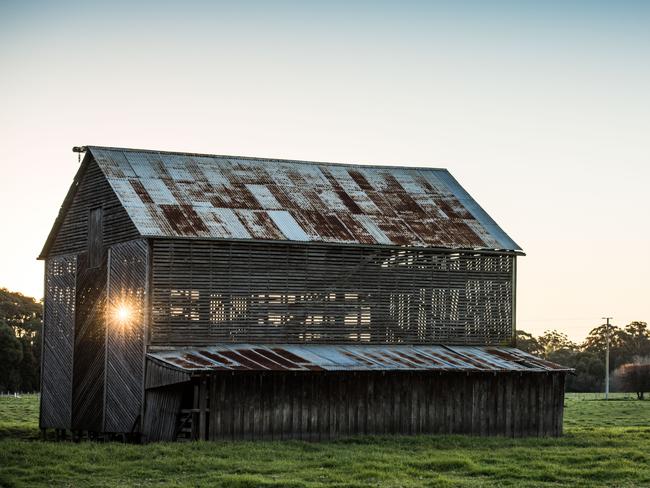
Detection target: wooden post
<box><xmin>192</xmin><ymin>383</ymin><xmax>199</xmax><ymax>440</ymax></box>
<box><xmin>199</xmin><ymin>378</ymin><xmax>208</xmax><ymax>441</ymax></box>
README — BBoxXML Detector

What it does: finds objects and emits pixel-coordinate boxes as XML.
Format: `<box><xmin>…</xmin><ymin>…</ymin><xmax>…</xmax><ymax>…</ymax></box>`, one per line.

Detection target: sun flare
<box><xmin>115</xmin><ymin>305</ymin><xmax>133</xmax><ymax>323</ymax></box>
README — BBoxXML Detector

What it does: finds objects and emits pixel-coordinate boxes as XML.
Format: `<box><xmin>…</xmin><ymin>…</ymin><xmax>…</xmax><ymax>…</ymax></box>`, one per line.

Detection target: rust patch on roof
<box><xmin>182</xmin><ymin>353</ymin><xmax>213</xmax><ymax>367</ymax></box>
<box><xmin>270</xmin><ymin>348</ymin><xmax>309</xmax><ymax>363</ymax></box>
<box><xmin>130</xmin><ymin>180</ymin><xmax>154</xmax><ymax>204</ymax></box>
<box><xmin>236</xmin><ymin>210</ymin><xmax>285</xmax><ymax>240</ymax></box>
<box><xmin>486</xmin><ymin>348</ymin><xmax>567</xmax><ymax>370</ymax></box>
<box><xmin>336</xmin><ymin>190</ymin><xmax>363</xmax><ymax>214</ymax></box>
<box><xmin>160</xmin><ymin>204</ymin><xmax>209</xmax><ymax>235</ymax></box>
<box><xmin>253</xmin><ymin>348</ymin><xmax>301</xmax><ymax>369</ymax></box>
<box><xmin>347</xmin><ymin>170</ymin><xmax>374</xmax><ymax>192</ymax></box>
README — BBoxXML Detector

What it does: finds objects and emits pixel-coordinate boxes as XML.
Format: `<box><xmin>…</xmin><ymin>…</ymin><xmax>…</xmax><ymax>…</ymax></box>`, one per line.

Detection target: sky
<box><xmin>1</xmin><ymin>1</ymin><xmax>648</xmax><ymax>342</ymax></box>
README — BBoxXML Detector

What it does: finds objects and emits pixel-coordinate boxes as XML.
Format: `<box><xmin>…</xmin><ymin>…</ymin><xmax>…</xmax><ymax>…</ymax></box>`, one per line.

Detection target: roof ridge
<box><xmin>84</xmin><ymin>145</ymin><xmax>450</xmax><ymax>172</ymax></box>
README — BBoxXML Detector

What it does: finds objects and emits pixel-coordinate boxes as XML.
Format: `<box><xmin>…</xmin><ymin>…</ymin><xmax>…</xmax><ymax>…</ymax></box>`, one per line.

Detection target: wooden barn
<box><xmin>38</xmin><ymin>146</ymin><xmax>569</xmax><ymax>442</ymax></box>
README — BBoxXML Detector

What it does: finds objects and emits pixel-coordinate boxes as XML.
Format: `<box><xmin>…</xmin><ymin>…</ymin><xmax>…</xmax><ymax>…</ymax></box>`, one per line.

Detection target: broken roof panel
<box><xmin>147</xmin><ymin>344</ymin><xmax>570</xmax><ymax>373</ymax></box>
<box><xmin>88</xmin><ymin>146</ymin><xmax>521</xmax><ymax>251</ymax></box>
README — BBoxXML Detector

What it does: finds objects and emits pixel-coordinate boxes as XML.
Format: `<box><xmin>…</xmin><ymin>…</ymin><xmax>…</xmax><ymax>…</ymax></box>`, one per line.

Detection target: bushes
<box><xmin>615</xmin><ymin>363</ymin><xmax>650</xmax><ymax>400</ymax></box>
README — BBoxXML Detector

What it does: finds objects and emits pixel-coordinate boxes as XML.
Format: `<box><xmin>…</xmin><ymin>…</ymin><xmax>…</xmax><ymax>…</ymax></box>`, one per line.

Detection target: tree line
<box><xmin>0</xmin><ymin>288</ymin><xmax>42</xmax><ymax>392</ymax></box>
<box><xmin>517</xmin><ymin>322</ymin><xmax>650</xmax><ymax>395</ymax></box>
<box><xmin>0</xmin><ymin>286</ymin><xmax>648</xmax><ymax>394</ymax></box>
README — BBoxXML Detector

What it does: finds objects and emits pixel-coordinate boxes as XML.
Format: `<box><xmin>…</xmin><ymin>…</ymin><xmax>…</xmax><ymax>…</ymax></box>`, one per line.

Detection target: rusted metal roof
<box><xmin>86</xmin><ymin>146</ymin><xmax>521</xmax><ymax>251</ymax></box>
<box><xmin>147</xmin><ymin>344</ymin><xmax>569</xmax><ymax>373</ymax></box>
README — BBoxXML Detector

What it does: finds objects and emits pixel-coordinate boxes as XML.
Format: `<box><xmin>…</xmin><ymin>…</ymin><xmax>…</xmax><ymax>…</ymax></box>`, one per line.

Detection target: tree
<box><xmin>516</xmin><ymin>330</ymin><xmax>542</xmax><ymax>355</ymax></box>
<box><xmin>563</xmin><ymin>351</ymin><xmax>605</xmax><ymax>392</ymax></box>
<box><xmin>537</xmin><ymin>330</ymin><xmax>577</xmax><ymax>358</ymax></box>
<box><xmin>0</xmin><ymin>287</ymin><xmax>42</xmax><ymax>337</ymax></box>
<box><xmin>0</xmin><ymin>321</ymin><xmax>23</xmax><ymax>391</ymax></box>
<box><xmin>615</xmin><ymin>362</ymin><xmax>650</xmax><ymax>400</ymax></box>
<box><xmin>0</xmin><ymin>288</ymin><xmax>43</xmax><ymax>392</ymax></box>
<box><xmin>582</xmin><ymin>323</ymin><xmax>628</xmax><ymax>371</ymax></box>
<box><xmin>18</xmin><ymin>336</ymin><xmax>40</xmax><ymax>391</ymax></box>
<box><xmin>619</xmin><ymin>321</ymin><xmax>650</xmax><ymax>360</ymax></box>
<box><xmin>517</xmin><ymin>324</ymin><xmax>648</xmax><ymax>393</ymax></box>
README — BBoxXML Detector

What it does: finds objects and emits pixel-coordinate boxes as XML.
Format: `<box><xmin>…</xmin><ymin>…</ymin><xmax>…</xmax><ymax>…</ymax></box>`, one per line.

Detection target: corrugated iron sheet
<box><xmin>147</xmin><ymin>344</ymin><xmax>569</xmax><ymax>373</ymax></box>
<box><xmin>88</xmin><ymin>146</ymin><xmax>521</xmax><ymax>251</ymax></box>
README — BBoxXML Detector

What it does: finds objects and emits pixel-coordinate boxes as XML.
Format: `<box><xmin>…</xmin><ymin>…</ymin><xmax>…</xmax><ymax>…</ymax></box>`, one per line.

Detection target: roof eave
<box><xmin>141</xmin><ymin>234</ymin><xmax>525</xmax><ymax>255</ymax></box>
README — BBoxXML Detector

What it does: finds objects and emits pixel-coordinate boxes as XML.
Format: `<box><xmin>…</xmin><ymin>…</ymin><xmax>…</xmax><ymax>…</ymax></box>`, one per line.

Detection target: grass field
<box><xmin>1</xmin><ymin>393</ymin><xmax>649</xmax><ymax>487</ymax></box>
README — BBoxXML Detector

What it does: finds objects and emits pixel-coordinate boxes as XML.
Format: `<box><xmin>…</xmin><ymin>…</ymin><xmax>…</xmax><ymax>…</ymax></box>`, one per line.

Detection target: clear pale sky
<box><xmin>1</xmin><ymin>1</ymin><xmax>648</xmax><ymax>342</ymax></box>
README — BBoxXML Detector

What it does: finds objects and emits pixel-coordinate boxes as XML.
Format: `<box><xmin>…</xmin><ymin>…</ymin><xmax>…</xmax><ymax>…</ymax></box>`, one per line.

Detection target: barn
<box><xmin>38</xmin><ymin>146</ymin><xmax>569</xmax><ymax>442</ymax></box>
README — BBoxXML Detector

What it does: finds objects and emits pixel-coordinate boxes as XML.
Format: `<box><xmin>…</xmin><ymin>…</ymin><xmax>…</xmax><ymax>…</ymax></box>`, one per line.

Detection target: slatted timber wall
<box><xmin>207</xmin><ymin>371</ymin><xmax>565</xmax><ymax>440</ymax></box>
<box><xmin>151</xmin><ymin>240</ymin><xmax>514</xmax><ymax>345</ymax></box>
<box><xmin>72</xmin><ymin>252</ymin><xmax>107</xmax><ymax>431</ymax></box>
<box><xmin>47</xmin><ymin>158</ymin><xmax>139</xmax><ymax>258</ymax></box>
<box><xmin>142</xmin><ymin>387</ymin><xmax>184</xmax><ymax>442</ymax></box>
<box><xmin>104</xmin><ymin>239</ymin><xmax>148</xmax><ymax>433</ymax></box>
<box><xmin>40</xmin><ymin>255</ymin><xmax>77</xmax><ymax>429</ymax></box>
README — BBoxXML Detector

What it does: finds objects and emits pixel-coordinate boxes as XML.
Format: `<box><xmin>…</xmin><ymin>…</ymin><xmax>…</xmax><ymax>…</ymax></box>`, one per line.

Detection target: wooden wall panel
<box><xmin>142</xmin><ymin>387</ymin><xmax>183</xmax><ymax>442</ymax></box>
<box><xmin>71</xmin><ymin>252</ymin><xmax>107</xmax><ymax>431</ymax></box>
<box><xmin>104</xmin><ymin>239</ymin><xmax>148</xmax><ymax>433</ymax></box>
<box><xmin>205</xmin><ymin>371</ymin><xmax>566</xmax><ymax>441</ymax></box>
<box><xmin>47</xmin><ymin>159</ymin><xmax>139</xmax><ymax>258</ymax></box>
<box><xmin>151</xmin><ymin>240</ymin><xmax>515</xmax><ymax>346</ymax></box>
<box><xmin>40</xmin><ymin>255</ymin><xmax>77</xmax><ymax>429</ymax></box>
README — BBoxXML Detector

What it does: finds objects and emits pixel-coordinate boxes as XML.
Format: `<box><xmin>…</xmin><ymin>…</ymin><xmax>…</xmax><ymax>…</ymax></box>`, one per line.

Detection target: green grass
<box><xmin>564</xmin><ymin>393</ymin><xmax>650</xmax><ymax>429</ymax></box>
<box><xmin>0</xmin><ymin>395</ymin><xmax>40</xmax><ymax>440</ymax></box>
<box><xmin>1</xmin><ymin>394</ymin><xmax>649</xmax><ymax>487</ymax></box>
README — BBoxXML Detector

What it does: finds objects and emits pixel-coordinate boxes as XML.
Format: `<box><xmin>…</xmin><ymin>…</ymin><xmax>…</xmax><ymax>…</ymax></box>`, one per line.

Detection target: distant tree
<box><xmin>615</xmin><ymin>362</ymin><xmax>650</xmax><ymax>400</ymax></box>
<box><xmin>521</xmin><ymin>323</ymin><xmax>649</xmax><ymax>393</ymax></box>
<box><xmin>516</xmin><ymin>330</ymin><xmax>542</xmax><ymax>355</ymax></box>
<box><xmin>0</xmin><ymin>288</ymin><xmax>42</xmax><ymax>339</ymax></box>
<box><xmin>582</xmin><ymin>323</ymin><xmax>629</xmax><ymax>371</ymax></box>
<box><xmin>18</xmin><ymin>336</ymin><xmax>40</xmax><ymax>391</ymax></box>
<box><xmin>0</xmin><ymin>321</ymin><xmax>23</xmax><ymax>391</ymax></box>
<box><xmin>619</xmin><ymin>322</ymin><xmax>650</xmax><ymax>360</ymax></box>
<box><xmin>563</xmin><ymin>350</ymin><xmax>605</xmax><ymax>392</ymax></box>
<box><xmin>0</xmin><ymin>288</ymin><xmax>43</xmax><ymax>392</ymax></box>
<box><xmin>582</xmin><ymin>324</ymin><xmax>622</xmax><ymax>353</ymax></box>
<box><xmin>538</xmin><ymin>330</ymin><xmax>577</xmax><ymax>358</ymax></box>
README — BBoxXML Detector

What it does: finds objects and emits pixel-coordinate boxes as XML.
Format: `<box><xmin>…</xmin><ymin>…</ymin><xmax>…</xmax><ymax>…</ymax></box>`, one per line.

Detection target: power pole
<box><xmin>602</xmin><ymin>317</ymin><xmax>613</xmax><ymax>400</ymax></box>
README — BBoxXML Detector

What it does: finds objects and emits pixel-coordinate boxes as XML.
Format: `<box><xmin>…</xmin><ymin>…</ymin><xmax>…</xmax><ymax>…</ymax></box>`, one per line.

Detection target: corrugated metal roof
<box><xmin>147</xmin><ymin>344</ymin><xmax>569</xmax><ymax>373</ymax></box>
<box><xmin>87</xmin><ymin>146</ymin><xmax>521</xmax><ymax>251</ymax></box>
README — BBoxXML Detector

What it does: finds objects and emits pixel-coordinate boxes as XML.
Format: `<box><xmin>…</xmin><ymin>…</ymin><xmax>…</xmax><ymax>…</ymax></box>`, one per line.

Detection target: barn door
<box><xmin>104</xmin><ymin>239</ymin><xmax>148</xmax><ymax>433</ymax></box>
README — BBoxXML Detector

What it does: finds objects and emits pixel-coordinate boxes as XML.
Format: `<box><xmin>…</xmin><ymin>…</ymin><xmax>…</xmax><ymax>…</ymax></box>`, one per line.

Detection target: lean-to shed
<box><xmin>39</xmin><ymin>146</ymin><xmax>570</xmax><ymax>441</ymax></box>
